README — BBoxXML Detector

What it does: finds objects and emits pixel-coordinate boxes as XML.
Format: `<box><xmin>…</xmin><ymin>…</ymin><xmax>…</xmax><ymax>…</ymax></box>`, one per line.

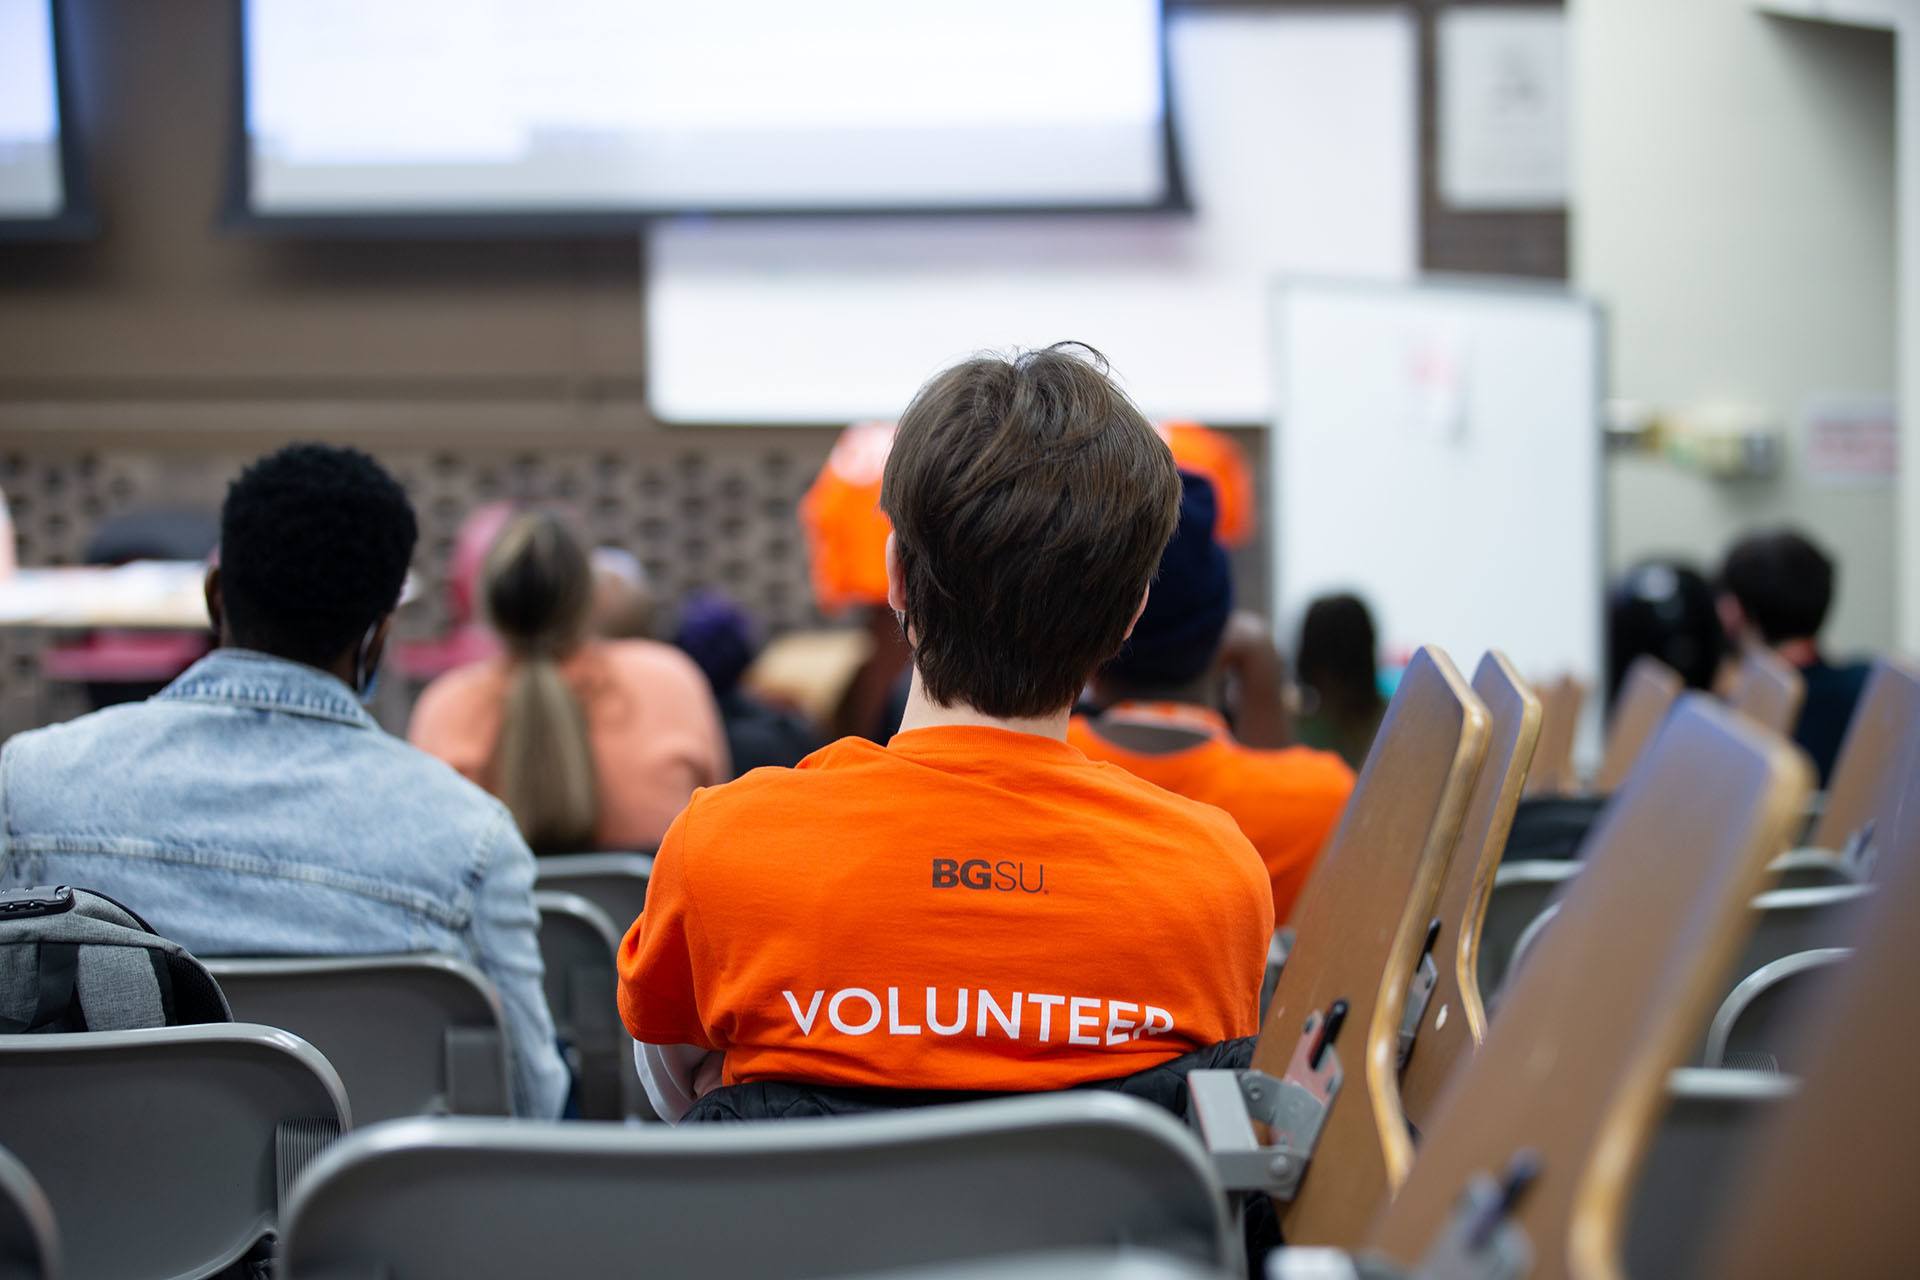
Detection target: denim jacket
<box><xmin>0</xmin><ymin>648</ymin><xmax>568</xmax><ymax>1119</ymax></box>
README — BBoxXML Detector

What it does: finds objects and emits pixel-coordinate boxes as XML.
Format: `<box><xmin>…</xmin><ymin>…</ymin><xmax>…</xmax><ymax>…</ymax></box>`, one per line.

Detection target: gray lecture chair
<box><xmin>1764</xmin><ymin>847</ymin><xmax>1865</xmax><ymax>890</ymax></box>
<box><xmin>1245</xmin><ymin>646</ymin><xmax>1490</xmax><ymax>1246</ymax></box>
<box><xmin>533</xmin><ymin>852</ymin><xmax>653</xmax><ymax>934</ymax></box>
<box><xmin>1475</xmin><ymin>859</ymin><xmax>1576</xmax><ymax>1009</ymax></box>
<box><xmin>1764</xmin><ymin>659</ymin><xmax>1920</xmax><ymax>888</ymax></box>
<box><xmin>1399</xmin><ymin>652</ymin><xmax>1543</xmax><ymax>1137</ymax></box>
<box><xmin>1698</xmin><ymin>758</ymin><xmax>1920</xmax><ymax>1279</ymax></box>
<box><xmin>1362</xmin><ymin>697</ymin><xmax>1809</xmax><ymax>1276</ymax></box>
<box><xmin>205</xmin><ymin>955</ymin><xmax>511</xmax><ymax>1124</ymax></box>
<box><xmin>1498</xmin><ymin>882</ymin><xmax>1874</xmax><ymax>1055</ymax></box>
<box><xmin>1522</xmin><ymin>673</ymin><xmax>1583</xmax><ymax>799</ymax></box>
<box><xmin>0</xmin><ymin>1144</ymin><xmax>58</xmax><ymax>1280</ymax></box>
<box><xmin>0</xmin><ymin>1023</ymin><xmax>348</xmax><ymax>1280</ymax></box>
<box><xmin>1498</xmin><ymin>899</ymin><xmax>1562</xmax><ymax>998</ymax></box>
<box><xmin>1690</xmin><ymin>881</ymin><xmax>1873</xmax><ymax>1062</ymax></box>
<box><xmin>1702</xmin><ymin>948</ymin><xmax>1852</xmax><ymax>1072</ymax></box>
<box><xmin>1806</xmin><ymin>657</ymin><xmax>1920</xmax><ymax>854</ymax></box>
<box><xmin>1592</xmin><ymin>655</ymin><xmax>1682</xmax><ymax>793</ymax></box>
<box><xmin>532</xmin><ymin>890</ymin><xmax>648</xmax><ymax>1121</ymax></box>
<box><xmin>1694</xmin><ymin>743</ymin><xmax>1917</xmax><ymax>1069</ymax></box>
<box><xmin>1725</xmin><ymin>647</ymin><xmax>1806</xmax><ymax>740</ymax></box>
<box><xmin>1407</xmin><ymin>674</ymin><xmax>1917</xmax><ymax>1278</ymax></box>
<box><xmin>1623</xmin><ymin>1068</ymin><xmax>1798</xmax><ymax>1280</ymax></box>
<box><xmin>866</xmin><ymin>1252</ymin><xmax>1227</xmax><ymax>1279</ymax></box>
<box><xmin>279</xmin><ymin>1094</ymin><xmax>1235</xmax><ymax>1280</ymax></box>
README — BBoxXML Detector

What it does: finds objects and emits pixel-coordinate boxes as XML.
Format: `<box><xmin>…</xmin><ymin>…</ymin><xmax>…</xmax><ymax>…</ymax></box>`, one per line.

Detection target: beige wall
<box><xmin>1573</xmin><ymin>0</ymin><xmax>1900</xmax><ymax>654</ymax></box>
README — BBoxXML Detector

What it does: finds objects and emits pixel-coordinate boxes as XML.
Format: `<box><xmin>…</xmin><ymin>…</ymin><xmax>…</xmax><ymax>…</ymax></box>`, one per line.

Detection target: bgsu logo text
<box><xmin>931</xmin><ymin>858</ymin><xmax>1046</xmax><ymax>894</ymax></box>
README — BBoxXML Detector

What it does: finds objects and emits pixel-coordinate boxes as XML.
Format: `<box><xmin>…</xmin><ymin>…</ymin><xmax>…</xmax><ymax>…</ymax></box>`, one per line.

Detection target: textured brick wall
<box><xmin>0</xmin><ymin>427</ymin><xmax>1271</xmax><ymax>739</ymax></box>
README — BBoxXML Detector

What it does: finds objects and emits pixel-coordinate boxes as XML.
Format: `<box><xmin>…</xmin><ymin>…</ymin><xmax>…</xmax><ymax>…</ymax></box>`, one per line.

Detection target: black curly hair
<box><xmin>218</xmin><ymin>444</ymin><xmax>417</xmax><ymax>668</ymax></box>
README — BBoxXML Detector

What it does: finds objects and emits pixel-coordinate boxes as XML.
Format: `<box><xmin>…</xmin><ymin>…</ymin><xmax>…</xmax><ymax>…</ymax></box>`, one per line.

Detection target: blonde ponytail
<box><xmin>497</xmin><ymin>654</ymin><xmax>599</xmax><ymax>853</ymax></box>
<box><xmin>483</xmin><ymin>511</ymin><xmax>599</xmax><ymax>853</ymax></box>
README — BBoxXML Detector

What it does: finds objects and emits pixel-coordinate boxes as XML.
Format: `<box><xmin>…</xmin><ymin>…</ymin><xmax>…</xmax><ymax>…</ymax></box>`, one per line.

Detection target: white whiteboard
<box><xmin>646</xmin><ymin>8</ymin><xmax>1417</xmax><ymax>423</ymax></box>
<box><xmin>1272</xmin><ymin>278</ymin><xmax>1605</xmax><ymax>692</ymax></box>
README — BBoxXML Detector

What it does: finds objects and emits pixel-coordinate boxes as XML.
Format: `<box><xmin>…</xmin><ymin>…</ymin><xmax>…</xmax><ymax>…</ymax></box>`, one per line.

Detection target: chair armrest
<box><xmin>1766</xmin><ymin>848</ymin><xmax>1862</xmax><ymax>890</ymax></box>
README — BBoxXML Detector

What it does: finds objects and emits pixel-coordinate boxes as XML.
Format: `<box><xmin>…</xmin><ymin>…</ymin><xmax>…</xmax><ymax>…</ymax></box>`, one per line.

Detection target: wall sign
<box><xmin>1438</xmin><ymin>7</ymin><xmax>1570</xmax><ymax>211</ymax></box>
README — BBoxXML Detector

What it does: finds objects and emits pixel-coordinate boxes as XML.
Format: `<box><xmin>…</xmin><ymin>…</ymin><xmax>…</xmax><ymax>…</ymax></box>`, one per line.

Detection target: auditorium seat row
<box><xmin>0</xmin><ymin>650</ymin><xmax>1914</xmax><ymax>1278</ymax></box>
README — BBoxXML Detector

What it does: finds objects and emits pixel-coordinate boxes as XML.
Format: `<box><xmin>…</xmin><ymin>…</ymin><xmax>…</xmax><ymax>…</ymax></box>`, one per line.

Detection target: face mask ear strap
<box><xmin>354</xmin><ymin>621</ymin><xmax>383</xmax><ymax>700</ymax></box>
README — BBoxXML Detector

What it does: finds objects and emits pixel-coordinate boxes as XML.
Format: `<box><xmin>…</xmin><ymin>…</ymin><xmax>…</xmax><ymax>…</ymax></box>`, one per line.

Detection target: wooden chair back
<box><xmin>1726</xmin><ymin>647</ymin><xmax>1806</xmax><ymax>738</ymax></box>
<box><xmin>1399</xmin><ymin>652</ymin><xmax>1543</xmax><ymax>1133</ymax></box>
<box><xmin>1592</xmin><ymin>657</ymin><xmax>1682</xmax><ymax>793</ymax></box>
<box><xmin>1367</xmin><ymin>697</ymin><xmax>1811</xmax><ymax>1278</ymax></box>
<box><xmin>1702</xmin><ymin>745</ymin><xmax>1920</xmax><ymax>1278</ymax></box>
<box><xmin>1255</xmin><ymin>646</ymin><xmax>1490</xmax><ymax>1247</ymax></box>
<box><xmin>1525</xmin><ymin>674</ymin><xmax>1584</xmax><ymax>798</ymax></box>
<box><xmin>1809</xmin><ymin>658</ymin><xmax>1920</xmax><ymax>852</ymax></box>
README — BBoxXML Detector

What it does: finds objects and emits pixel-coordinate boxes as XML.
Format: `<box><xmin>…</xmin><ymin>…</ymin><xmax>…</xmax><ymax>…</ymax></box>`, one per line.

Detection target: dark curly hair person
<box><xmin>210</xmin><ymin>443</ymin><xmax>417</xmax><ymax>685</ymax></box>
<box><xmin>0</xmin><ymin>440</ymin><xmax>570</xmax><ymax>1119</ymax></box>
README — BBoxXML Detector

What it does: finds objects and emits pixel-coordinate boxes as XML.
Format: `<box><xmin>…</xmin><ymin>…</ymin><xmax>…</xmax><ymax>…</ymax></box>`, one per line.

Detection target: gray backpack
<box><xmin>0</xmin><ymin>885</ymin><xmax>230</xmax><ymax>1033</ymax></box>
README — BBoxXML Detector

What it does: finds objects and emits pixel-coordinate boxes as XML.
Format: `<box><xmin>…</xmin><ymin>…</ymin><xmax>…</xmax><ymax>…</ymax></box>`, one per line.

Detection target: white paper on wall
<box><xmin>1804</xmin><ymin>395</ymin><xmax>1899</xmax><ymax>485</ymax></box>
<box><xmin>1437</xmin><ymin>7</ymin><xmax>1570</xmax><ymax>211</ymax></box>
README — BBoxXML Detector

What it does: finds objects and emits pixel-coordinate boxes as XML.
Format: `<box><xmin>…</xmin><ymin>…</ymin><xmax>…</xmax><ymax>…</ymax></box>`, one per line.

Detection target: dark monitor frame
<box><xmin>0</xmin><ymin>0</ymin><xmax>100</xmax><ymax>242</ymax></box>
<box><xmin>218</xmin><ymin>0</ymin><xmax>1189</xmax><ymax>238</ymax></box>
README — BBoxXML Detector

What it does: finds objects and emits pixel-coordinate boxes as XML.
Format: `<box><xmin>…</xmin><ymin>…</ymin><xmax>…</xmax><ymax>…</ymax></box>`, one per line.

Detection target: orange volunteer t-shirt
<box><xmin>1068</xmin><ymin>706</ymin><xmax>1353</xmax><ymax>924</ymax></box>
<box><xmin>617</xmin><ymin>725</ymin><xmax>1274</xmax><ymax>1092</ymax></box>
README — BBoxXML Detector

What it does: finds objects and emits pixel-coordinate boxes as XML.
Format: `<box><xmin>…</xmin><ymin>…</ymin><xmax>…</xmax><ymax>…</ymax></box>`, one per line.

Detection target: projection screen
<box><xmin>236</xmin><ymin>0</ymin><xmax>1176</xmax><ymax>224</ymax></box>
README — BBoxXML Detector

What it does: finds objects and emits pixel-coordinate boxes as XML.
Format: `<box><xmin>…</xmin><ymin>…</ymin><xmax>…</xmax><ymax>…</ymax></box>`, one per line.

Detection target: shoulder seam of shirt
<box><xmin>157</xmin><ymin>687</ymin><xmax>376</xmax><ymax>730</ymax></box>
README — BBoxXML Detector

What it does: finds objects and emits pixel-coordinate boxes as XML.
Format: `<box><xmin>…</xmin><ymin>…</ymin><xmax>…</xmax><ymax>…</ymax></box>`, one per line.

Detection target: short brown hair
<box><xmin>881</xmin><ymin>343</ymin><xmax>1181</xmax><ymax>718</ymax></box>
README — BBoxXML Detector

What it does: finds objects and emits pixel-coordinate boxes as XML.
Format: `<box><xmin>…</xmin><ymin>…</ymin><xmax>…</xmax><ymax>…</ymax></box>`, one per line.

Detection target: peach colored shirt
<box><xmin>408</xmin><ymin>639</ymin><xmax>729</xmax><ymax>852</ymax></box>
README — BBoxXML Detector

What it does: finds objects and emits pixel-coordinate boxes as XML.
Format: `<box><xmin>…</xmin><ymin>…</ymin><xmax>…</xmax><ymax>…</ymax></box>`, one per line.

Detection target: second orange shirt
<box><xmin>1068</xmin><ymin>708</ymin><xmax>1353</xmax><ymax>924</ymax></box>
